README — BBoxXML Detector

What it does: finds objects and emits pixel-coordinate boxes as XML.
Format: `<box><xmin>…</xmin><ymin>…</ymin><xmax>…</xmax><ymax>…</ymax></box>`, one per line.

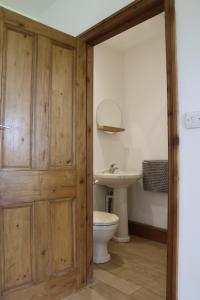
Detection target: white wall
<box><xmin>93</xmin><ymin>46</ymin><xmax>125</xmax><ymax>211</ymax></box>
<box><xmin>123</xmin><ymin>36</ymin><xmax>168</xmax><ymax>229</ymax></box>
<box><xmin>94</xmin><ymin>46</ymin><xmax>126</xmax><ymax>172</ymax></box>
<box><xmin>94</xmin><ymin>34</ymin><xmax>168</xmax><ymax>229</ymax></box>
<box><xmin>175</xmin><ymin>1</ymin><xmax>200</xmax><ymax>299</ymax></box>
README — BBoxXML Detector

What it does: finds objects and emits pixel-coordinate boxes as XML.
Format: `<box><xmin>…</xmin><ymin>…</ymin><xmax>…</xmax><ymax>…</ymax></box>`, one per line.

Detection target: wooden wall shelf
<box><xmin>97</xmin><ymin>125</ymin><xmax>125</xmax><ymax>132</ymax></box>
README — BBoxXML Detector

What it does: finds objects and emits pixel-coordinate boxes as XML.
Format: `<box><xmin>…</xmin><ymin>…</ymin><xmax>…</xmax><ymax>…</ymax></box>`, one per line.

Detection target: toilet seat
<box><xmin>93</xmin><ymin>211</ymin><xmax>119</xmax><ymax>226</ymax></box>
<box><xmin>93</xmin><ymin>223</ymin><xmax>118</xmax><ymax>231</ymax></box>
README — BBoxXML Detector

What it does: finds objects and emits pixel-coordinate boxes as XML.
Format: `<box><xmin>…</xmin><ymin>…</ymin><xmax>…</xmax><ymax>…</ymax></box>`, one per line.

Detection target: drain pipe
<box><xmin>105</xmin><ymin>189</ymin><xmax>113</xmax><ymax>213</ymax></box>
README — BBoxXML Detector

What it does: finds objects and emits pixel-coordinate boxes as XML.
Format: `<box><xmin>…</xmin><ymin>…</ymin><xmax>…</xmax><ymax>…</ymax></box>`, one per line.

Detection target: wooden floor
<box><xmin>63</xmin><ymin>236</ymin><xmax>167</xmax><ymax>300</ymax></box>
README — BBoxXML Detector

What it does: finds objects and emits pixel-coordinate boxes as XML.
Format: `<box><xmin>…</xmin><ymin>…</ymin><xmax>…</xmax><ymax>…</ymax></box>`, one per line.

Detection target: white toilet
<box><xmin>93</xmin><ymin>210</ymin><xmax>119</xmax><ymax>263</ymax></box>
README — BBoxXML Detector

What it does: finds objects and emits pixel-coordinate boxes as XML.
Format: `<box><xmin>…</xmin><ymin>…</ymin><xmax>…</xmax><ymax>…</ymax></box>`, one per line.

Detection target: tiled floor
<box><xmin>63</xmin><ymin>236</ymin><xmax>167</xmax><ymax>300</ymax></box>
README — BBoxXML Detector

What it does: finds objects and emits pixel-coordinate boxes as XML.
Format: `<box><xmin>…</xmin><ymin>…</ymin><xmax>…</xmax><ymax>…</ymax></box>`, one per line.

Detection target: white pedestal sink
<box><xmin>94</xmin><ymin>170</ymin><xmax>142</xmax><ymax>242</ymax></box>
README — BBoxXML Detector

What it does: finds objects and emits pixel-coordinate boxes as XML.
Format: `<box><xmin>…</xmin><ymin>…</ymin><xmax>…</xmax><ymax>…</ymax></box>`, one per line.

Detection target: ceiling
<box><xmin>0</xmin><ymin>0</ymin><xmax>57</xmax><ymax>17</ymax></box>
<box><xmin>0</xmin><ymin>0</ymin><xmax>134</xmax><ymax>36</ymax></box>
<box><xmin>99</xmin><ymin>13</ymin><xmax>165</xmax><ymax>52</ymax></box>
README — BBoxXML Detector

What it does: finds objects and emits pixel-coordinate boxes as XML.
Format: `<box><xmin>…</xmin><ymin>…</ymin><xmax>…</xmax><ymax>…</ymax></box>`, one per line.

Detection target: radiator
<box><xmin>143</xmin><ymin>160</ymin><xmax>168</xmax><ymax>193</ymax></box>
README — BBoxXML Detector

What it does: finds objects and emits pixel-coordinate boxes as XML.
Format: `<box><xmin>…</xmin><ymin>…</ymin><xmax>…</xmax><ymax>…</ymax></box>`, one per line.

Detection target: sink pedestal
<box><xmin>94</xmin><ymin>170</ymin><xmax>142</xmax><ymax>243</ymax></box>
<box><xmin>112</xmin><ymin>187</ymin><xmax>130</xmax><ymax>243</ymax></box>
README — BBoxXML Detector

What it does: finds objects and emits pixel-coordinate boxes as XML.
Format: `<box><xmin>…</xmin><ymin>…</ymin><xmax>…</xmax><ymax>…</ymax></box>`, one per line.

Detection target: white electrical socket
<box><xmin>184</xmin><ymin>111</ymin><xmax>200</xmax><ymax>129</ymax></box>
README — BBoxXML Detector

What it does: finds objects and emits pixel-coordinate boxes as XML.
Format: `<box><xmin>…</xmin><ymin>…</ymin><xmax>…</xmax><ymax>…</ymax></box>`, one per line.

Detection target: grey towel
<box><xmin>143</xmin><ymin>160</ymin><xmax>168</xmax><ymax>193</ymax></box>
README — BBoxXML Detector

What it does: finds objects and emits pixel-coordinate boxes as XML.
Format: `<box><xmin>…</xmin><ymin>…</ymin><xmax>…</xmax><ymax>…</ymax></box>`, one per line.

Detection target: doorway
<box><xmin>79</xmin><ymin>1</ymin><xmax>178</xmax><ymax>300</ymax></box>
<box><xmin>93</xmin><ymin>12</ymin><xmax>168</xmax><ymax>299</ymax></box>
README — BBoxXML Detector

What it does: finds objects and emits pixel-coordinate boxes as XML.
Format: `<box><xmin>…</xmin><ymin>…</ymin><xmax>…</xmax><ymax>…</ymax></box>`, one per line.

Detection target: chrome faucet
<box><xmin>109</xmin><ymin>163</ymin><xmax>119</xmax><ymax>174</ymax></box>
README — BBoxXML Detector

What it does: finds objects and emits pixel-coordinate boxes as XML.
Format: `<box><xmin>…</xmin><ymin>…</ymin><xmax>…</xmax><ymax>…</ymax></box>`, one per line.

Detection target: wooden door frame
<box><xmin>79</xmin><ymin>0</ymin><xmax>178</xmax><ymax>299</ymax></box>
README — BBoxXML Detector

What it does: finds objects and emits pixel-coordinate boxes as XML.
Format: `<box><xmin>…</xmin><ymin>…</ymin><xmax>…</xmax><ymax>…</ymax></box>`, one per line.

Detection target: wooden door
<box><xmin>0</xmin><ymin>7</ymin><xmax>86</xmax><ymax>300</ymax></box>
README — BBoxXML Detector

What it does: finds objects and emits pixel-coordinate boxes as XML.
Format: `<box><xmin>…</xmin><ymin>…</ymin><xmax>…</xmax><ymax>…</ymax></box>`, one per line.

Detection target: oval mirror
<box><xmin>96</xmin><ymin>99</ymin><xmax>122</xmax><ymax>128</ymax></box>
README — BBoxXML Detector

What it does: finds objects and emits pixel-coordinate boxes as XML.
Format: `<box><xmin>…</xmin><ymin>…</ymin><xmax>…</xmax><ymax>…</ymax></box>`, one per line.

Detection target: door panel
<box><xmin>3</xmin><ymin>205</ymin><xmax>33</xmax><ymax>290</ymax></box>
<box><xmin>2</xmin><ymin>27</ymin><xmax>34</xmax><ymax>168</ymax></box>
<box><xmin>34</xmin><ymin>198</ymin><xmax>75</xmax><ymax>282</ymax></box>
<box><xmin>34</xmin><ymin>36</ymin><xmax>51</xmax><ymax>170</ymax></box>
<box><xmin>50</xmin><ymin>43</ymin><xmax>74</xmax><ymax>168</ymax></box>
<box><xmin>0</xmin><ymin>171</ymin><xmax>40</xmax><ymax>205</ymax></box>
<box><xmin>50</xmin><ymin>199</ymin><xmax>74</xmax><ymax>274</ymax></box>
<box><xmin>34</xmin><ymin>201</ymin><xmax>50</xmax><ymax>283</ymax></box>
<box><xmin>40</xmin><ymin>170</ymin><xmax>76</xmax><ymax>200</ymax></box>
<box><xmin>0</xmin><ymin>7</ymin><xmax>86</xmax><ymax>300</ymax></box>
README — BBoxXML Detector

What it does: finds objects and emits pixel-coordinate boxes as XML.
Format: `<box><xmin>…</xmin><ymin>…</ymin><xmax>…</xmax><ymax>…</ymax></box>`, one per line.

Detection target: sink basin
<box><xmin>94</xmin><ymin>170</ymin><xmax>142</xmax><ymax>243</ymax></box>
<box><xmin>94</xmin><ymin>170</ymin><xmax>142</xmax><ymax>188</ymax></box>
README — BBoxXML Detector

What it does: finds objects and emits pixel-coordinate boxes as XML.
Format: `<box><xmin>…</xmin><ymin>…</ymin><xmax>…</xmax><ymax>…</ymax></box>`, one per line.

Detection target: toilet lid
<box><xmin>93</xmin><ymin>211</ymin><xmax>119</xmax><ymax>226</ymax></box>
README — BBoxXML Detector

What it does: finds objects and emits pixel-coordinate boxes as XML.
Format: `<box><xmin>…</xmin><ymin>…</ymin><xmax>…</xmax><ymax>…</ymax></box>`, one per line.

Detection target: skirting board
<box><xmin>128</xmin><ymin>220</ymin><xmax>168</xmax><ymax>244</ymax></box>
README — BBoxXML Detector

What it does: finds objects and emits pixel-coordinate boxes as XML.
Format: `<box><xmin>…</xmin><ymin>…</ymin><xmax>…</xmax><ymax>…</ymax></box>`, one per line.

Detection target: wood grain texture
<box><xmin>129</xmin><ymin>221</ymin><xmax>168</xmax><ymax>244</ymax></box>
<box><xmin>2</xmin><ymin>27</ymin><xmax>34</xmax><ymax>168</ymax></box>
<box><xmin>97</xmin><ymin>125</ymin><xmax>125</xmax><ymax>132</ymax></box>
<box><xmin>0</xmin><ymin>171</ymin><xmax>40</xmax><ymax>205</ymax></box>
<box><xmin>164</xmin><ymin>1</ymin><xmax>178</xmax><ymax>299</ymax></box>
<box><xmin>0</xmin><ymin>7</ymin><xmax>87</xmax><ymax>300</ymax></box>
<box><xmin>94</xmin><ymin>268</ymin><xmax>140</xmax><ymax>295</ymax></box>
<box><xmin>65</xmin><ymin>287</ymin><xmax>106</xmax><ymax>300</ymax></box>
<box><xmin>86</xmin><ymin>45</ymin><xmax>93</xmax><ymax>284</ymax></box>
<box><xmin>40</xmin><ymin>170</ymin><xmax>76</xmax><ymax>200</ymax></box>
<box><xmin>92</xmin><ymin>282</ymin><xmax>139</xmax><ymax>300</ymax></box>
<box><xmin>33</xmin><ymin>36</ymin><xmax>51</xmax><ymax>170</ymax></box>
<box><xmin>3</xmin><ymin>205</ymin><xmax>33</xmax><ymax>290</ymax></box>
<box><xmin>35</xmin><ymin>199</ymin><xmax>75</xmax><ymax>283</ymax></box>
<box><xmin>34</xmin><ymin>201</ymin><xmax>50</xmax><ymax>282</ymax></box>
<box><xmin>2</xmin><ymin>273</ymin><xmax>77</xmax><ymax>300</ymax></box>
<box><xmin>75</xmin><ymin>39</ymin><xmax>87</xmax><ymax>288</ymax></box>
<box><xmin>50</xmin><ymin>199</ymin><xmax>73</xmax><ymax>274</ymax></box>
<box><xmin>50</xmin><ymin>44</ymin><xmax>74</xmax><ymax>168</ymax></box>
<box><xmin>0</xmin><ymin>207</ymin><xmax>3</xmax><ymax>294</ymax></box>
<box><xmin>63</xmin><ymin>237</ymin><xmax>166</xmax><ymax>300</ymax></box>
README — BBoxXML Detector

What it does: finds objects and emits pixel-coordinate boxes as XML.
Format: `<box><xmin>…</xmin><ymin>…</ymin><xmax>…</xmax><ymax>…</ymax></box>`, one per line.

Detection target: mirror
<box><xmin>96</xmin><ymin>99</ymin><xmax>122</xmax><ymax>128</ymax></box>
